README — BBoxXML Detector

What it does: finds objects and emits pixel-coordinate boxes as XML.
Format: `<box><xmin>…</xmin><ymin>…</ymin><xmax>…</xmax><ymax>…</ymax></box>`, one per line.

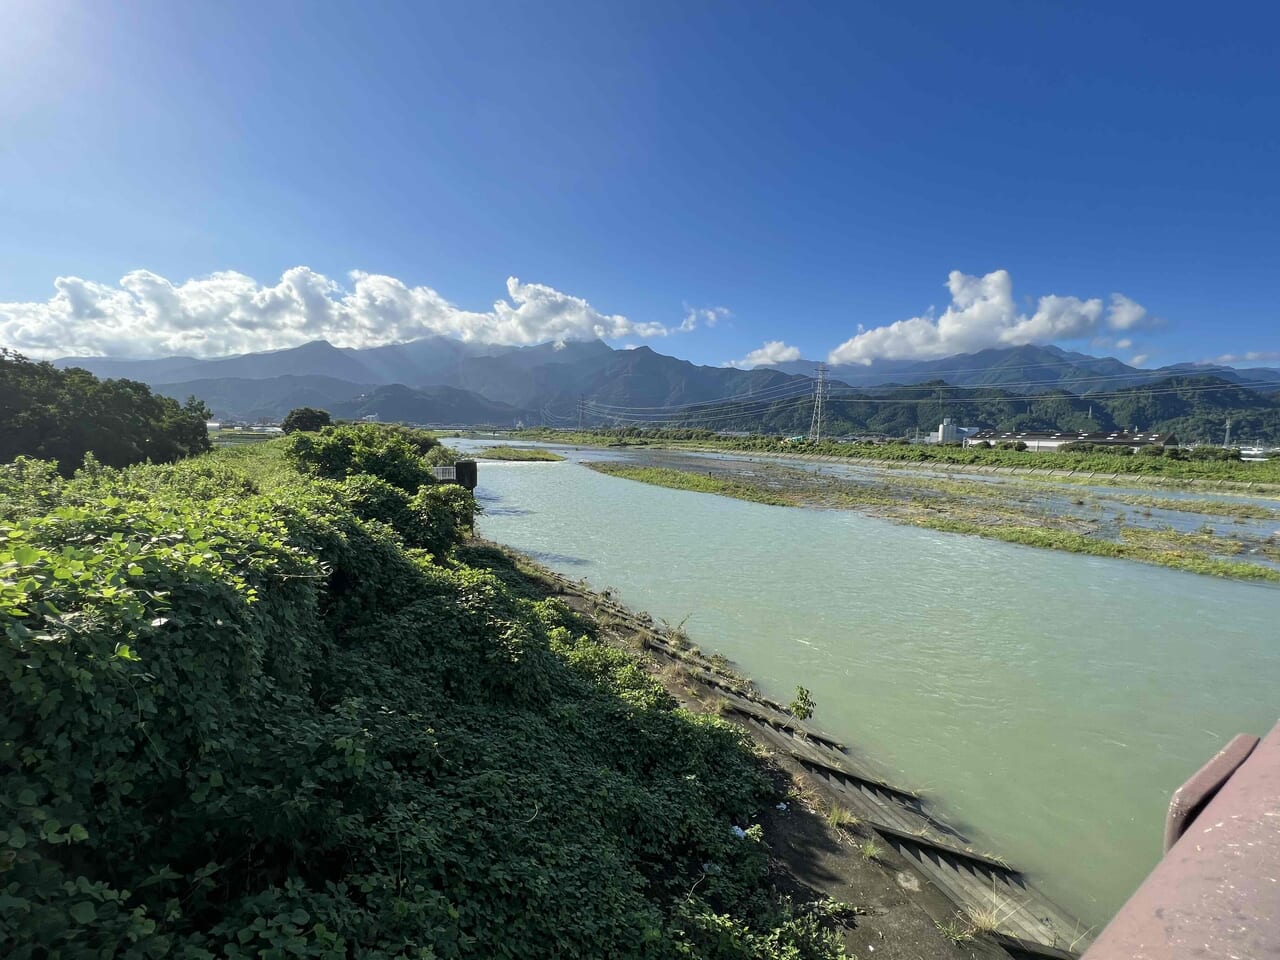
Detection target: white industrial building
<box><xmin>964</xmin><ymin>430</ymin><xmax>1178</xmax><ymax>452</ymax></box>
<box><xmin>934</xmin><ymin>419</ymin><xmax>981</xmax><ymax>444</ymax></box>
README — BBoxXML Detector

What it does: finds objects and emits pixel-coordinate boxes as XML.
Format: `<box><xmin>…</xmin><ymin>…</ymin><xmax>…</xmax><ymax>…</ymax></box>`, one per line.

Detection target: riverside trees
<box><xmin>0</xmin><ymin>350</ymin><xmax>211</xmax><ymax>474</ymax></box>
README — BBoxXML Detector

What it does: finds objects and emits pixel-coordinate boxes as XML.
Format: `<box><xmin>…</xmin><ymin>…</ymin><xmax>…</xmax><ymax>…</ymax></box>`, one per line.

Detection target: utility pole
<box><xmin>808</xmin><ymin>363</ymin><xmax>828</xmax><ymax>442</ymax></box>
<box><xmin>1224</xmin><ymin>417</ymin><xmax>1232</xmax><ymax>448</ymax></box>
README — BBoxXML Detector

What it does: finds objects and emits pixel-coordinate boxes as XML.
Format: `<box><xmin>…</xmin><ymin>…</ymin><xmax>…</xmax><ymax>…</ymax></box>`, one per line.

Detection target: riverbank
<box><xmin>481</xmin><ymin>540</ymin><xmax>1092</xmax><ymax>958</ymax></box>
<box><xmin>586</xmin><ymin>460</ymin><xmax>1280</xmax><ymax>583</ymax></box>
<box><xmin>504</xmin><ymin>429</ymin><xmax>1280</xmax><ymax>494</ymax></box>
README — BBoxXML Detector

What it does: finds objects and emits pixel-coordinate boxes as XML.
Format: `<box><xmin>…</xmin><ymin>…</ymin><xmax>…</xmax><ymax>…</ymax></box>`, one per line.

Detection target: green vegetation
<box><xmin>918</xmin><ymin>518</ymin><xmax>1280</xmax><ymax>582</ymax></box>
<box><xmin>518</xmin><ymin>372</ymin><xmax>1280</xmax><ymax>445</ymax></box>
<box><xmin>1</xmin><ymin>424</ymin><xmax>846</xmax><ymax>958</ymax></box>
<box><xmin>209</xmin><ymin>429</ymin><xmax>275</xmax><ymax>446</ymax></box>
<box><xmin>477</xmin><ymin>446</ymin><xmax>565</xmax><ymax>461</ymax></box>
<box><xmin>588</xmin><ymin>462</ymin><xmax>798</xmax><ymax>506</ymax></box>
<box><xmin>825</xmin><ymin>807</ymin><xmax>861</xmax><ymax>831</ymax></box>
<box><xmin>1</xmin><ymin>349</ymin><xmax>211</xmax><ymax>475</ymax></box>
<box><xmin>788</xmin><ymin>686</ymin><xmax>816</xmax><ymax>721</ymax></box>
<box><xmin>1105</xmin><ymin>493</ymin><xmax>1280</xmax><ymax>520</ymax></box>
<box><xmin>280</xmin><ymin>407</ymin><xmax>332</xmax><ymax>434</ymax></box>
<box><xmin>934</xmin><ymin>916</ymin><xmax>976</xmax><ymax>945</ymax></box>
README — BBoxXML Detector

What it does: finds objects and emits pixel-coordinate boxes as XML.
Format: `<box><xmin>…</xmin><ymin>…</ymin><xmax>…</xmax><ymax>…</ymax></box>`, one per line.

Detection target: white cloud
<box><xmin>0</xmin><ymin>268</ymin><xmax>678</xmax><ymax>358</ymax></box>
<box><xmin>1130</xmin><ymin>354</ymin><xmax>1150</xmax><ymax>366</ymax></box>
<box><xmin>680</xmin><ymin>304</ymin><xmax>731</xmax><ymax>332</ymax></box>
<box><xmin>725</xmin><ymin>340</ymin><xmax>802</xmax><ymax>369</ymax></box>
<box><xmin>827</xmin><ymin>269</ymin><xmax>1155</xmax><ymax>365</ymax></box>
<box><xmin>1115</xmin><ymin>338</ymin><xmax>1133</xmax><ymax>350</ymax></box>
<box><xmin>1211</xmin><ymin>350</ymin><xmax>1280</xmax><ymax>364</ymax></box>
<box><xmin>1107</xmin><ymin>294</ymin><xmax>1157</xmax><ymax>331</ymax></box>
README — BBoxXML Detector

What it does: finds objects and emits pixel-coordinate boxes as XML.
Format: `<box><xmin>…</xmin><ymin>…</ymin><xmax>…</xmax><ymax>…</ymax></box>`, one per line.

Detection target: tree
<box><xmin>788</xmin><ymin>685</ymin><xmax>815</xmax><ymax>721</ymax></box>
<box><xmin>0</xmin><ymin>350</ymin><xmax>210</xmax><ymax>474</ymax></box>
<box><xmin>281</xmin><ymin>407</ymin><xmax>332</xmax><ymax>434</ymax></box>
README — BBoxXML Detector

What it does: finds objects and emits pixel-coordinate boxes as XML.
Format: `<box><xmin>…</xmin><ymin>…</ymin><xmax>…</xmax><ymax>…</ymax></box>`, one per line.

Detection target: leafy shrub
<box><xmin>1</xmin><ymin>446</ymin><xmax>837</xmax><ymax>958</ymax></box>
<box><xmin>409</xmin><ymin>484</ymin><xmax>479</xmax><ymax>559</ymax></box>
<box><xmin>280</xmin><ymin>407</ymin><xmax>331</xmax><ymax>434</ymax></box>
<box><xmin>285</xmin><ymin>423</ymin><xmax>437</xmax><ymax>492</ymax></box>
<box><xmin>788</xmin><ymin>686</ymin><xmax>816</xmax><ymax>721</ymax></box>
<box><xmin>1189</xmin><ymin>445</ymin><xmax>1242</xmax><ymax>461</ymax></box>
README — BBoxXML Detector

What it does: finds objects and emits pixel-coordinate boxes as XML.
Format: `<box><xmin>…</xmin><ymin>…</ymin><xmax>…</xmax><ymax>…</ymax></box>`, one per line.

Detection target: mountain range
<box><xmin>771</xmin><ymin>344</ymin><xmax>1280</xmax><ymax>394</ymax></box>
<box><xmin>50</xmin><ymin>338</ymin><xmax>1280</xmax><ymax>437</ymax></box>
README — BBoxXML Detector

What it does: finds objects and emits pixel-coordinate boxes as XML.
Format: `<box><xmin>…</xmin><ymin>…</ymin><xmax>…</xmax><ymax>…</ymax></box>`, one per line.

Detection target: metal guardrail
<box><xmin>1083</xmin><ymin>720</ymin><xmax>1280</xmax><ymax>959</ymax></box>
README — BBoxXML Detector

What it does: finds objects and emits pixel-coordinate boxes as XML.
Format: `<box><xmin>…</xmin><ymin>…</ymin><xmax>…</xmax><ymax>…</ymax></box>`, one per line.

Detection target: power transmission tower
<box><xmin>1224</xmin><ymin>417</ymin><xmax>1232</xmax><ymax>448</ymax></box>
<box><xmin>808</xmin><ymin>363</ymin><xmax>828</xmax><ymax>442</ymax></box>
<box><xmin>577</xmin><ymin>395</ymin><xmax>585</xmax><ymax>432</ymax></box>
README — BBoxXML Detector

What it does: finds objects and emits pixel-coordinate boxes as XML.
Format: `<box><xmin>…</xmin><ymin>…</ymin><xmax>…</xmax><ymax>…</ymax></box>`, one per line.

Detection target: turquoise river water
<box><xmin>459</xmin><ymin>443</ymin><xmax>1279</xmax><ymax>929</ymax></box>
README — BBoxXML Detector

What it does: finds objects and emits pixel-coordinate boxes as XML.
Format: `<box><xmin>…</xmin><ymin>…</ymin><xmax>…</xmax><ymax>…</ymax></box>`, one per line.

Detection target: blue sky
<box><xmin>1</xmin><ymin>0</ymin><xmax>1277</xmax><ymax>368</ymax></box>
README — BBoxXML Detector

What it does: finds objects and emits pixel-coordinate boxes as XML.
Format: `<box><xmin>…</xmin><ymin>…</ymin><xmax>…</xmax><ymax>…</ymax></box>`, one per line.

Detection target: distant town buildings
<box><xmin>964</xmin><ymin>430</ymin><xmax>1178</xmax><ymax>452</ymax></box>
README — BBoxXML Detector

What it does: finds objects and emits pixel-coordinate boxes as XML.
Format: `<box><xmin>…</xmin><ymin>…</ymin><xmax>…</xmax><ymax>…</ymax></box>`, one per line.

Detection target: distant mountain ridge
<box><xmin>663</xmin><ymin>374</ymin><xmax>1280</xmax><ymax>444</ymax></box>
<box><xmin>50</xmin><ymin>338</ymin><xmax>1280</xmax><ymax>428</ymax></box>
<box><xmin>768</xmin><ymin>344</ymin><xmax>1280</xmax><ymax>394</ymax></box>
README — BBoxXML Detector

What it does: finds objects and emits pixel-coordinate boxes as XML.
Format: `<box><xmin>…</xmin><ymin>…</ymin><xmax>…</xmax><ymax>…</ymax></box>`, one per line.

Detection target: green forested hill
<box><xmin>660</xmin><ymin>375</ymin><xmax>1280</xmax><ymax>442</ymax></box>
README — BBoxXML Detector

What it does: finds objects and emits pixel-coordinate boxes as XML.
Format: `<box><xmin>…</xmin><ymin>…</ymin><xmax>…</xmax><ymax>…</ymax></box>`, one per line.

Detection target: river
<box><xmin>455</xmin><ymin>440</ymin><xmax>1280</xmax><ymax>929</ymax></box>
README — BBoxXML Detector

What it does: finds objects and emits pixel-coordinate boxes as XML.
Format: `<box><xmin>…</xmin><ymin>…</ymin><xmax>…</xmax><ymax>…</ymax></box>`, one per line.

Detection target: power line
<box><xmin>584</xmin><ymin>378</ymin><xmax>813</xmax><ymax>412</ymax></box>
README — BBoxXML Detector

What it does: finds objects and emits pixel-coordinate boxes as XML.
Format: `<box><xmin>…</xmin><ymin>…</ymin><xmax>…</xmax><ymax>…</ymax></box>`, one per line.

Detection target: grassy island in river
<box><xmin>475</xmin><ymin>445</ymin><xmax>565</xmax><ymax>461</ymax></box>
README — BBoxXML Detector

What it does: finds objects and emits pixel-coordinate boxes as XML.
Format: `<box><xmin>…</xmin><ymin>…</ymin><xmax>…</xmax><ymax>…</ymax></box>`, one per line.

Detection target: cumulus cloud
<box><xmin>679</xmin><ymin>304</ymin><xmax>731</xmax><ymax>332</ymax></box>
<box><xmin>0</xmin><ymin>267</ymin><xmax>677</xmax><ymax>358</ymax></box>
<box><xmin>1130</xmin><ymin>354</ymin><xmax>1150</xmax><ymax>366</ymax></box>
<box><xmin>1106</xmin><ymin>293</ymin><xmax>1155</xmax><ymax>331</ymax></box>
<box><xmin>828</xmin><ymin>270</ymin><xmax>1156</xmax><ymax>365</ymax></box>
<box><xmin>1211</xmin><ymin>350</ymin><xmax>1280</xmax><ymax>364</ymax></box>
<box><xmin>725</xmin><ymin>340</ymin><xmax>802</xmax><ymax>369</ymax></box>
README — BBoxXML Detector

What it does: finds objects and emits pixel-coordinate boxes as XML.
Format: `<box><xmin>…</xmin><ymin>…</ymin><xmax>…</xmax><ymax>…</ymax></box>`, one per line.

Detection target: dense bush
<box><xmin>285</xmin><ymin>423</ymin><xmax>440</xmax><ymax>493</ymax></box>
<box><xmin>0</xmin><ymin>443</ymin><xmax>838</xmax><ymax>958</ymax></box>
<box><xmin>1189</xmin><ymin>445</ymin><xmax>1242</xmax><ymax>461</ymax></box>
<box><xmin>0</xmin><ymin>349</ymin><xmax>211</xmax><ymax>475</ymax></box>
<box><xmin>281</xmin><ymin>407</ymin><xmax>332</xmax><ymax>434</ymax></box>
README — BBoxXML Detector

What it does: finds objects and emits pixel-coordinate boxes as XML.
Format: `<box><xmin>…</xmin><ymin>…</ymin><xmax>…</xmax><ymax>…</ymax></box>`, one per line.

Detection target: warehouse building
<box><xmin>964</xmin><ymin>430</ymin><xmax>1178</xmax><ymax>452</ymax></box>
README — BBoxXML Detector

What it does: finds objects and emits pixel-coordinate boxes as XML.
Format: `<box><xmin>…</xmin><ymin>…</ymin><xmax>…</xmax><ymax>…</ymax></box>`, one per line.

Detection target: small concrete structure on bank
<box><xmin>431</xmin><ymin>460</ymin><xmax>478</xmax><ymax>490</ymax></box>
<box><xmin>965</xmin><ymin>430</ymin><xmax>1178</xmax><ymax>452</ymax></box>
